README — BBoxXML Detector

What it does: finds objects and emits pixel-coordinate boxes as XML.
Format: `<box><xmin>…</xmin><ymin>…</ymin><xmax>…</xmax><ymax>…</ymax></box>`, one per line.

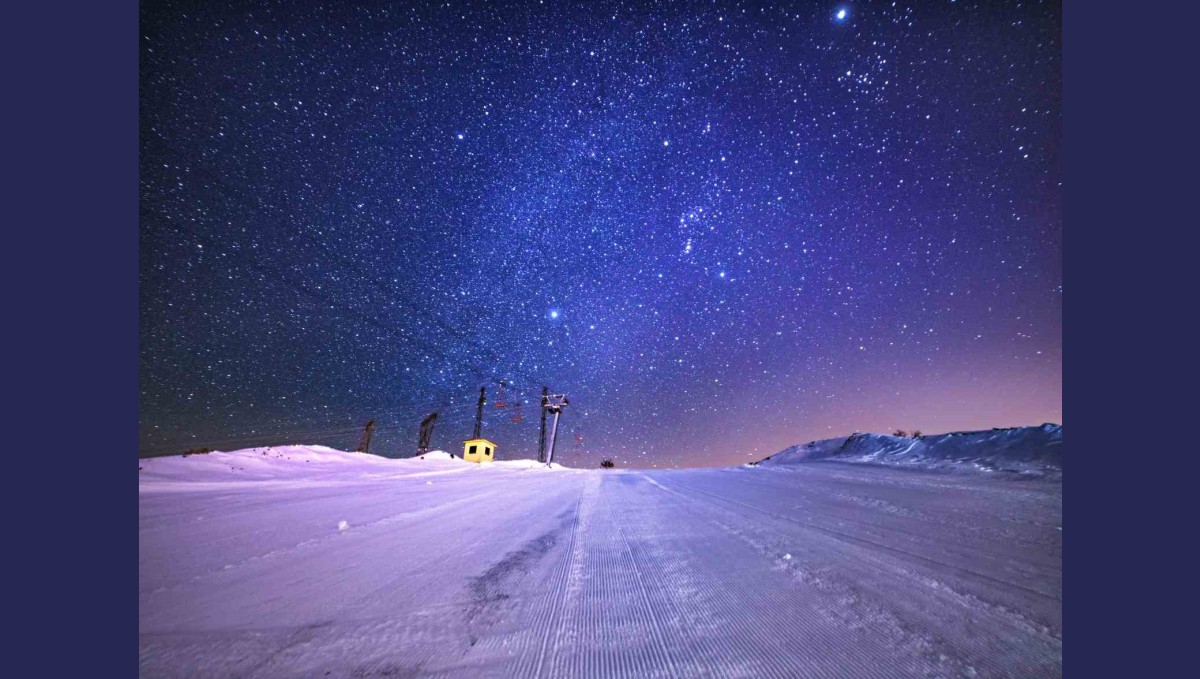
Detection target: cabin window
<box><xmin>469</xmin><ymin>445</ymin><xmax>477</xmax><ymax>455</ymax></box>
<box><xmin>485</xmin><ymin>448</ymin><xmax>491</xmax><ymax>456</ymax></box>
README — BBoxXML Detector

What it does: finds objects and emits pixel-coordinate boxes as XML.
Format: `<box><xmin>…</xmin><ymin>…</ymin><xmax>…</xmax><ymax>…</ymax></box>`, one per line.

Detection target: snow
<box><xmin>140</xmin><ymin>444</ymin><xmax>1061</xmax><ymax>677</ymax></box>
<box><xmin>137</xmin><ymin>446</ymin><xmax>567</xmax><ymax>493</ymax></box>
<box><xmin>755</xmin><ymin>423</ymin><xmax>1063</xmax><ymax>477</ymax></box>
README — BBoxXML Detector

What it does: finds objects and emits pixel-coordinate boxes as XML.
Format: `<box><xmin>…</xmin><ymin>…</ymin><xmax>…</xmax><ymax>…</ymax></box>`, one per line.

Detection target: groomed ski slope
<box><xmin>139</xmin><ymin>447</ymin><xmax>1062</xmax><ymax>678</ymax></box>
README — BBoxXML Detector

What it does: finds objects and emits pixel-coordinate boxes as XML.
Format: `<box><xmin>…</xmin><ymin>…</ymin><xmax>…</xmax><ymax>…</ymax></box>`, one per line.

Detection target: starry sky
<box><xmin>139</xmin><ymin>0</ymin><xmax>1061</xmax><ymax>468</ymax></box>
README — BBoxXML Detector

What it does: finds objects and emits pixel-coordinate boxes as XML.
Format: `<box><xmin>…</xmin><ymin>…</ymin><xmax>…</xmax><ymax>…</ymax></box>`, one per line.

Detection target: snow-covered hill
<box><xmin>754</xmin><ymin>423</ymin><xmax>1062</xmax><ymax>476</ymax></box>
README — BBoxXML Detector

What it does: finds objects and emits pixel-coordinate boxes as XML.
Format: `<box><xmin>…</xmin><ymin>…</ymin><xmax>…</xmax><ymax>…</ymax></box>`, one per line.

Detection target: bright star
<box><xmin>835</xmin><ymin>8</ymin><xmax>848</xmax><ymax>22</ymax></box>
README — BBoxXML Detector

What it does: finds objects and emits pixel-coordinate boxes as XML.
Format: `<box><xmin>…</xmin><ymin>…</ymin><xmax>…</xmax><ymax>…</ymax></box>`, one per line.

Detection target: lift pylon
<box><xmin>542</xmin><ymin>394</ymin><xmax>569</xmax><ymax>466</ymax></box>
<box><xmin>356</xmin><ymin>420</ymin><xmax>375</xmax><ymax>454</ymax></box>
<box><xmin>416</xmin><ymin>412</ymin><xmax>438</xmax><ymax>456</ymax></box>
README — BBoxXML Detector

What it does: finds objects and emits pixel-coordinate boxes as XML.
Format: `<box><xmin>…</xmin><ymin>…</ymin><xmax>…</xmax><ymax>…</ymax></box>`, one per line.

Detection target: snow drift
<box><xmin>139</xmin><ymin>445</ymin><xmax>566</xmax><ymax>489</ymax></box>
<box><xmin>754</xmin><ymin>423</ymin><xmax>1062</xmax><ymax>476</ymax></box>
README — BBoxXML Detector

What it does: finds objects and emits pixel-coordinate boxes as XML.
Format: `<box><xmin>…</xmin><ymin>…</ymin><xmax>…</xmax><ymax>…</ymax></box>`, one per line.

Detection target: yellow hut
<box><xmin>462</xmin><ymin>438</ymin><xmax>496</xmax><ymax>464</ymax></box>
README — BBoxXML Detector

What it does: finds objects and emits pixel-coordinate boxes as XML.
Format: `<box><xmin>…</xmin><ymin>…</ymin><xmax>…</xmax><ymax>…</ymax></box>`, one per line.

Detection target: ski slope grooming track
<box><xmin>139</xmin><ymin>449</ymin><xmax>1062</xmax><ymax>678</ymax></box>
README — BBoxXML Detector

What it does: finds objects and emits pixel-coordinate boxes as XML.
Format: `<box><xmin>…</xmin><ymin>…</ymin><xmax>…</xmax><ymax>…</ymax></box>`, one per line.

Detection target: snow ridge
<box><xmin>755</xmin><ymin>423</ymin><xmax>1062</xmax><ymax>476</ymax></box>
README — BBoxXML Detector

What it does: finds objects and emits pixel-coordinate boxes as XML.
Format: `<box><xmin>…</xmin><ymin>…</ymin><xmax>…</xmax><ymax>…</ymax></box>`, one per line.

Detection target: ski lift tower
<box><xmin>415</xmin><ymin>412</ymin><xmax>438</xmax><ymax>457</ymax></box>
<box><xmin>462</xmin><ymin>386</ymin><xmax>496</xmax><ymax>463</ymax></box>
<box><xmin>542</xmin><ymin>393</ymin><xmax>569</xmax><ymax>467</ymax></box>
<box><xmin>538</xmin><ymin>386</ymin><xmax>549</xmax><ymax>463</ymax></box>
<box><xmin>355</xmin><ymin>420</ymin><xmax>375</xmax><ymax>454</ymax></box>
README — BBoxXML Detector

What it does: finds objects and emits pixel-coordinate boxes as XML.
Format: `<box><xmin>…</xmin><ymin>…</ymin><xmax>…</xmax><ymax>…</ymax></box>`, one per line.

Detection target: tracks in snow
<box><xmin>645</xmin><ymin>469</ymin><xmax>1062</xmax><ymax>678</ymax></box>
<box><xmin>140</xmin><ymin>465</ymin><xmax>1062</xmax><ymax>678</ymax></box>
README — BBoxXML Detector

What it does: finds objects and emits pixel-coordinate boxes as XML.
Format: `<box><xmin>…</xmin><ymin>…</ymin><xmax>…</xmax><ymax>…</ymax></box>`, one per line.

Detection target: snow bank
<box><xmin>137</xmin><ymin>445</ymin><xmax>403</xmax><ymax>483</ymax></box>
<box><xmin>755</xmin><ymin>423</ymin><xmax>1062</xmax><ymax>476</ymax></box>
<box><xmin>139</xmin><ymin>445</ymin><xmax>565</xmax><ymax>489</ymax></box>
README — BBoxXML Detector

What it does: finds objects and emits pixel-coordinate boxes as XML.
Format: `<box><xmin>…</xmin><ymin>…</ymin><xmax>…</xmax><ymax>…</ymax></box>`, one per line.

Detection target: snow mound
<box><xmin>755</xmin><ymin>423</ymin><xmax>1062</xmax><ymax>476</ymax></box>
<box><xmin>139</xmin><ymin>445</ymin><xmax>570</xmax><ymax>488</ymax></box>
<box><xmin>138</xmin><ymin>445</ymin><xmax>464</xmax><ymax>486</ymax></box>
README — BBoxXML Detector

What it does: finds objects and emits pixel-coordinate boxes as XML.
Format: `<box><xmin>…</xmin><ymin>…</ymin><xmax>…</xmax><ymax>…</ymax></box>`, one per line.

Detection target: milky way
<box><xmin>140</xmin><ymin>1</ymin><xmax>1062</xmax><ymax>467</ymax></box>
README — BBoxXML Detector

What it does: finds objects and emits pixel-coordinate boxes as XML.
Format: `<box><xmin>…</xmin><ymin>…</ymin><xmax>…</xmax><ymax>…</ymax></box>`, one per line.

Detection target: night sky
<box><xmin>139</xmin><ymin>1</ymin><xmax>1061</xmax><ymax>468</ymax></box>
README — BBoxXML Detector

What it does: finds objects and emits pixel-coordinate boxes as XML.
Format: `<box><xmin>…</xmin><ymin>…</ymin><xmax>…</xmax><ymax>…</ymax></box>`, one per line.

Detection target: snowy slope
<box><xmin>140</xmin><ymin>444</ymin><xmax>1061</xmax><ymax>678</ymax></box>
<box><xmin>755</xmin><ymin>423</ymin><xmax>1062</xmax><ymax>476</ymax></box>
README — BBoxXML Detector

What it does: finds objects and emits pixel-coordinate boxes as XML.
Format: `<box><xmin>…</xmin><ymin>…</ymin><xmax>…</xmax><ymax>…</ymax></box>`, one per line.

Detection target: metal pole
<box><xmin>538</xmin><ymin>386</ymin><xmax>548</xmax><ymax>463</ymax></box>
<box><xmin>356</xmin><ymin>420</ymin><xmax>375</xmax><ymax>454</ymax></box>
<box><xmin>546</xmin><ymin>409</ymin><xmax>562</xmax><ymax>467</ymax></box>
<box><xmin>473</xmin><ymin>386</ymin><xmax>486</xmax><ymax>439</ymax></box>
<box><xmin>416</xmin><ymin>412</ymin><xmax>437</xmax><ymax>457</ymax></box>
<box><xmin>541</xmin><ymin>392</ymin><xmax>568</xmax><ymax>467</ymax></box>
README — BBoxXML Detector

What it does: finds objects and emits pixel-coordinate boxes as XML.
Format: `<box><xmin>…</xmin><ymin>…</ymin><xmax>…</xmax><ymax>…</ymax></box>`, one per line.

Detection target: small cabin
<box><xmin>462</xmin><ymin>438</ymin><xmax>496</xmax><ymax>464</ymax></box>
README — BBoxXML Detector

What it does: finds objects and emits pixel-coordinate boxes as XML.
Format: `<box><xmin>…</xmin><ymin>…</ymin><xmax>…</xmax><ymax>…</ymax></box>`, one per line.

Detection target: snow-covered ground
<box><xmin>140</xmin><ymin>445</ymin><xmax>1062</xmax><ymax>678</ymax></box>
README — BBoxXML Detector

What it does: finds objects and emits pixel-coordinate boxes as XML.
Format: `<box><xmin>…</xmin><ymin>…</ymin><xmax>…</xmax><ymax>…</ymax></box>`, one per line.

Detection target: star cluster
<box><xmin>140</xmin><ymin>1</ymin><xmax>1062</xmax><ymax>467</ymax></box>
